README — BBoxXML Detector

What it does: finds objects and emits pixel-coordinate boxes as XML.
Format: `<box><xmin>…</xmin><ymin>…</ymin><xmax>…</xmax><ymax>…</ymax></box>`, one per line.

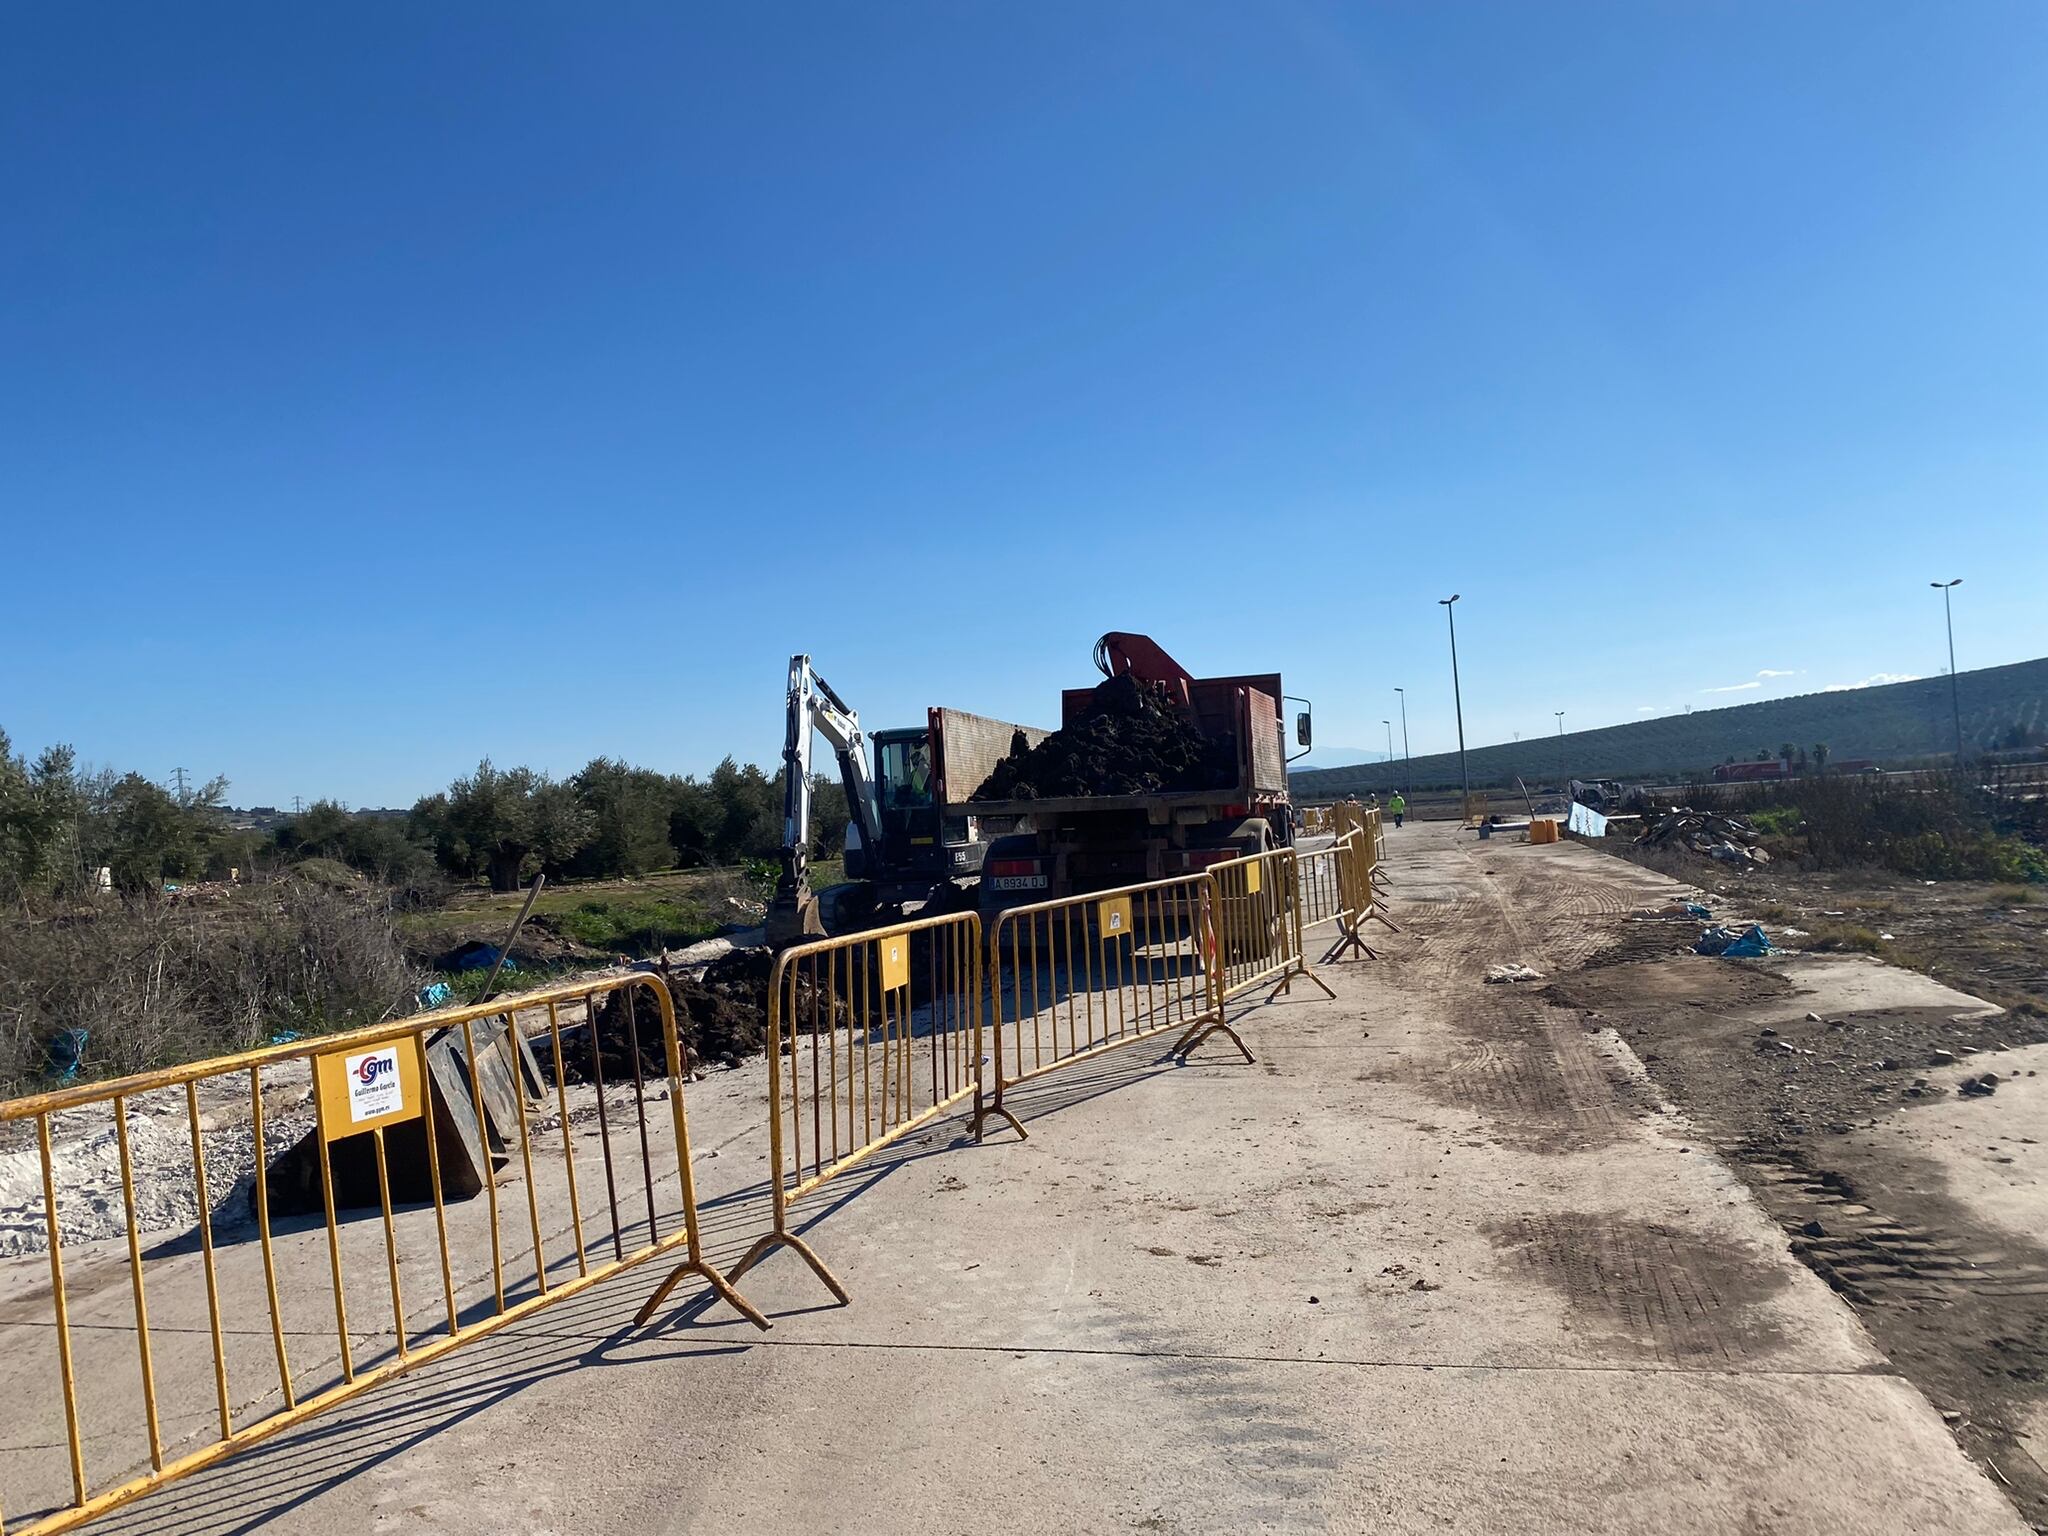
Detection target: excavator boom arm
<box><xmin>773</xmin><ymin>655</ymin><xmax>883</xmax><ymax>945</ymax></box>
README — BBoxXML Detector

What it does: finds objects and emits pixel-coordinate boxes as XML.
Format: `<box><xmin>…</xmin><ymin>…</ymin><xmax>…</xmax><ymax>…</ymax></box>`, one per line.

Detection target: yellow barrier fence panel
<box><xmin>1205</xmin><ymin>848</ymin><xmax>1337</xmax><ymax>1012</ymax></box>
<box><xmin>701</xmin><ymin>910</ymin><xmax>984</xmax><ymax>1309</ymax></box>
<box><xmin>0</xmin><ymin>972</ymin><xmax>758</xmax><ymax>1536</ymax></box>
<box><xmin>980</xmin><ymin>874</ymin><xmax>1223</xmax><ymax>1135</ymax></box>
<box><xmin>1294</xmin><ymin>838</ymin><xmax>1348</xmax><ymax>933</ymax></box>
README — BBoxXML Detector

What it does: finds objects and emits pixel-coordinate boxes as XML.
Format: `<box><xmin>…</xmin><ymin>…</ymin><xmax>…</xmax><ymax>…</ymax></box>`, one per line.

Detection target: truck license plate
<box><xmin>988</xmin><ymin>875</ymin><xmax>1048</xmax><ymax>892</ymax></box>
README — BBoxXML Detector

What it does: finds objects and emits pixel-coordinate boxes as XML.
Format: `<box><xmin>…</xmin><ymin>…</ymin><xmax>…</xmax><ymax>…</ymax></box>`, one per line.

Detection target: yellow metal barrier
<box><xmin>651</xmin><ymin>910</ymin><xmax>986</xmax><ymax>1311</ymax></box>
<box><xmin>1321</xmin><ymin>808</ymin><xmax>1399</xmax><ymax>960</ymax></box>
<box><xmin>982</xmin><ymin>873</ymin><xmax>1229</xmax><ymax>1130</ymax></box>
<box><xmin>0</xmin><ymin>972</ymin><xmax>757</xmax><ymax>1535</ymax></box>
<box><xmin>1295</xmin><ymin>830</ymin><xmax>1368</xmax><ymax>941</ymax></box>
<box><xmin>1206</xmin><ymin>847</ymin><xmax>1337</xmax><ymax>1009</ymax></box>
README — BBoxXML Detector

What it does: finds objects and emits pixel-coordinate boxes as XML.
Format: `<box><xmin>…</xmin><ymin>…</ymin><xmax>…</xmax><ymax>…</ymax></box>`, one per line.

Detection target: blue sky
<box><xmin>4</xmin><ymin>3</ymin><xmax>2044</xmax><ymax>803</ymax></box>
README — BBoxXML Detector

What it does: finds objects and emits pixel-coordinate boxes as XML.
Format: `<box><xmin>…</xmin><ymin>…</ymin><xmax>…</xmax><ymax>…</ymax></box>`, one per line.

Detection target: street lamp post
<box><xmin>1931</xmin><ymin>579</ymin><xmax>1964</xmax><ymax>761</ymax></box>
<box><xmin>1554</xmin><ymin>710</ymin><xmax>1565</xmax><ymax>785</ymax></box>
<box><xmin>1384</xmin><ymin>719</ymin><xmax>1393</xmax><ymax>764</ymax></box>
<box><xmin>1440</xmin><ymin>595</ymin><xmax>1470</xmax><ymax>821</ymax></box>
<box><xmin>1394</xmin><ymin>686</ymin><xmax>1411</xmax><ymax>774</ymax></box>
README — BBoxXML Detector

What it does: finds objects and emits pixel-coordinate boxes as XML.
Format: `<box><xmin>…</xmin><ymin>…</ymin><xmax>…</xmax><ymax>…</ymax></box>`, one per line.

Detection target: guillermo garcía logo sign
<box><xmin>345</xmin><ymin>1045</ymin><xmax>405</xmax><ymax>1122</ymax></box>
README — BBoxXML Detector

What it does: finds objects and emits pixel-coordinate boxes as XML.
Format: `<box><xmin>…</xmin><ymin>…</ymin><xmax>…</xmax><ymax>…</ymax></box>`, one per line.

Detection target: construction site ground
<box><xmin>7</xmin><ymin>825</ymin><xmax>2040</xmax><ymax>1533</ymax></box>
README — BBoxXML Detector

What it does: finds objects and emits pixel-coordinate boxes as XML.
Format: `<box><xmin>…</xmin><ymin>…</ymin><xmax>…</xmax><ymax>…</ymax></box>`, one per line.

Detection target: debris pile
<box><xmin>973</xmin><ymin>673</ymin><xmax>1233</xmax><ymax>801</ymax></box>
<box><xmin>535</xmin><ymin>948</ymin><xmax>777</xmax><ymax>1082</ymax></box>
<box><xmin>1637</xmin><ymin>808</ymin><xmax>1771</xmax><ymax>866</ymax></box>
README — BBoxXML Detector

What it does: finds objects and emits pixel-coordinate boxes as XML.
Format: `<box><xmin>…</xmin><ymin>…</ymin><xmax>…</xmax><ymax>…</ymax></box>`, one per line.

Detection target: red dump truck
<box><xmin>961</xmin><ymin>633</ymin><xmax>1309</xmax><ymax>924</ymax></box>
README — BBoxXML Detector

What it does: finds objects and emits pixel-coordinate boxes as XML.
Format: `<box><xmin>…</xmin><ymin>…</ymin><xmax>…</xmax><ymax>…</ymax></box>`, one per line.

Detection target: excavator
<box><xmin>766</xmin><ymin>655</ymin><xmax>1038</xmax><ymax>947</ymax></box>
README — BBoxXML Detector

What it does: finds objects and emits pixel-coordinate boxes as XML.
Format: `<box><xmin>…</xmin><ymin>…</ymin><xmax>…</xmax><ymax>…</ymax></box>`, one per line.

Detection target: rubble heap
<box><xmin>973</xmin><ymin>674</ymin><xmax>1234</xmax><ymax>801</ymax></box>
<box><xmin>1637</xmin><ymin>808</ymin><xmax>1772</xmax><ymax>866</ymax></box>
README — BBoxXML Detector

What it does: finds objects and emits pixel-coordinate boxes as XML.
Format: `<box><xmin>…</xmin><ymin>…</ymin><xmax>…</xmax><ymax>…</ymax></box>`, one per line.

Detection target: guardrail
<box><xmin>0</xmin><ymin>972</ymin><xmax>757</xmax><ymax>1536</ymax></box>
<box><xmin>981</xmin><ymin>873</ymin><xmax>1225</xmax><ymax>1133</ymax></box>
<box><xmin>650</xmin><ymin>911</ymin><xmax>986</xmax><ymax>1312</ymax></box>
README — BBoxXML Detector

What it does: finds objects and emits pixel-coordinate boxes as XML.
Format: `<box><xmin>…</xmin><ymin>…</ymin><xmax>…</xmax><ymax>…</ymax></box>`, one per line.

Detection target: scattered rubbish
<box><xmin>1879</xmin><ymin>932</ymin><xmax>1895</xmax><ymax>941</ymax></box>
<box><xmin>1961</xmin><ymin>1074</ymin><xmax>1999</xmax><ymax>1098</ymax></box>
<box><xmin>1781</xmin><ymin>926</ymin><xmax>1809</xmax><ymax>938</ymax></box>
<box><xmin>43</xmin><ymin>1028</ymin><xmax>88</xmax><ymax>1082</ymax></box>
<box><xmin>441</xmin><ymin>941</ymin><xmax>517</xmax><ymax>974</ymax></box>
<box><xmin>1684</xmin><ymin>902</ymin><xmax>1713</xmax><ymax>920</ymax></box>
<box><xmin>1484</xmin><ymin>963</ymin><xmax>1545</xmax><ymax>984</ymax></box>
<box><xmin>1694</xmin><ymin>924</ymin><xmax>1772</xmax><ymax>958</ymax></box>
<box><xmin>418</xmin><ymin>980</ymin><xmax>452</xmax><ymax>1009</ymax></box>
<box><xmin>266</xmin><ymin>1029</ymin><xmax>301</xmax><ymax>1046</ymax></box>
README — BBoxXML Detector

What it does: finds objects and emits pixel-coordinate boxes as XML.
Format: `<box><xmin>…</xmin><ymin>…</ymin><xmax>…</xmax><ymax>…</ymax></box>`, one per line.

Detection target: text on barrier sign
<box><xmin>314</xmin><ymin>1038</ymin><xmax>425</xmax><ymax>1140</ymax></box>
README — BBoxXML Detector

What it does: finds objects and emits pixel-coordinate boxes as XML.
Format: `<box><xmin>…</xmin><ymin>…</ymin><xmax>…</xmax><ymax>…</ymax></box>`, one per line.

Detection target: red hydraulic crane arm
<box><xmin>1093</xmin><ymin>631</ymin><xmax>1194</xmax><ymax>706</ymax></box>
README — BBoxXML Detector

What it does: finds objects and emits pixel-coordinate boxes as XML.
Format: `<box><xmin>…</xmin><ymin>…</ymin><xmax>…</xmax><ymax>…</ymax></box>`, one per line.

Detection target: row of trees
<box><xmin>1</xmin><ymin>727</ymin><xmax>852</xmax><ymax>902</ymax></box>
<box><xmin>1</xmin><ymin>729</ymin><xmax>260</xmax><ymax>900</ymax></box>
<box><xmin>399</xmin><ymin>756</ymin><xmax>849</xmax><ymax>891</ymax></box>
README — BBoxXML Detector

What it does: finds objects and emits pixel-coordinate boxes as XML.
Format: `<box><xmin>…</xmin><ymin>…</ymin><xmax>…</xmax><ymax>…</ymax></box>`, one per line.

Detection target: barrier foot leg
<box><xmin>1368</xmin><ymin>908</ymin><xmax>1402</xmax><ymax>933</ymax></box>
<box><xmin>1320</xmin><ymin>923</ymin><xmax>1373</xmax><ymax>964</ymax></box>
<box><xmin>1172</xmin><ymin>1016</ymin><xmax>1256</xmax><ymax>1065</ymax></box>
<box><xmin>632</xmin><ymin>1258</ymin><xmax>771</xmax><ymax>1332</ymax></box>
<box><xmin>968</xmin><ymin>1103</ymin><xmax>1028</xmax><ymax>1143</ymax></box>
<box><xmin>730</xmin><ymin>1228</ymin><xmax>851</xmax><ymax>1305</ymax></box>
<box><xmin>1294</xmin><ymin>964</ymin><xmax>1338</xmax><ymax>1001</ymax></box>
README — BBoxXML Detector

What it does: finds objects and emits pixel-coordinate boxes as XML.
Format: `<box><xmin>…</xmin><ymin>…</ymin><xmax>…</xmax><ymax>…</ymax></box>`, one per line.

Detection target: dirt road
<box><xmin>11</xmin><ymin>823</ymin><xmax>2029</xmax><ymax>1533</ymax></box>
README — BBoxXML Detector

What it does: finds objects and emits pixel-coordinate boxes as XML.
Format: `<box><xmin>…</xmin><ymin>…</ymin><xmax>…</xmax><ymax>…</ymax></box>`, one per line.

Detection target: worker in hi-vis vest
<box><xmin>1388</xmin><ymin>791</ymin><xmax>1406</xmax><ymax>828</ymax></box>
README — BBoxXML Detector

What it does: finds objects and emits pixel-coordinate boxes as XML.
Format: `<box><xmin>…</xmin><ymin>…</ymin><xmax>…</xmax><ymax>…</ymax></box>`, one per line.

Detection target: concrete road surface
<box><xmin>60</xmin><ymin>823</ymin><xmax>2030</xmax><ymax>1533</ymax></box>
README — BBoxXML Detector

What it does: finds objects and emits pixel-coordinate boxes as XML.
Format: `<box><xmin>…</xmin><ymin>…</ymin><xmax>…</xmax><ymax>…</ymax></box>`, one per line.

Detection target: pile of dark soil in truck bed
<box><xmin>972</xmin><ymin>673</ymin><xmax>1234</xmax><ymax>801</ymax></box>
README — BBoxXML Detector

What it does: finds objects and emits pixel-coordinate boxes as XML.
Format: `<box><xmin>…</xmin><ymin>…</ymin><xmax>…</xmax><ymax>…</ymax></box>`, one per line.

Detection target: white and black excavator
<box><xmin>767</xmin><ymin>654</ymin><xmax>1038</xmax><ymax>947</ymax></box>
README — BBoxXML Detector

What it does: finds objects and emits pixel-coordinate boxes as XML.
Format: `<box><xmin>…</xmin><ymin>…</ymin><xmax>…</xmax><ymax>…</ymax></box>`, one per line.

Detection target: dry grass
<box><xmin>1</xmin><ymin>879</ymin><xmax>423</xmax><ymax>1097</ymax></box>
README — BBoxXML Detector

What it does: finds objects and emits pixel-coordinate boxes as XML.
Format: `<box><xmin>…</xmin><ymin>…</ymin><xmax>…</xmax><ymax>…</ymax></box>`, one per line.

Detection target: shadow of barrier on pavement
<box><xmin>0</xmin><ymin>973</ymin><xmax>758</xmax><ymax>1536</ymax></box>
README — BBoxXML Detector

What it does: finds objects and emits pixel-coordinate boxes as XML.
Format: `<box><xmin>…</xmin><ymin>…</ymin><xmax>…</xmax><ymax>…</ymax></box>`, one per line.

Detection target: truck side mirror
<box><xmin>1296</xmin><ymin>712</ymin><xmax>1312</xmax><ymax>749</ymax></box>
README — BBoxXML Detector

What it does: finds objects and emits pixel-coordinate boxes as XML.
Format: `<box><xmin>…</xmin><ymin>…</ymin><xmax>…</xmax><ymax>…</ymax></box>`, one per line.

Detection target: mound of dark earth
<box><xmin>973</xmin><ymin>674</ymin><xmax>1234</xmax><ymax>800</ymax></box>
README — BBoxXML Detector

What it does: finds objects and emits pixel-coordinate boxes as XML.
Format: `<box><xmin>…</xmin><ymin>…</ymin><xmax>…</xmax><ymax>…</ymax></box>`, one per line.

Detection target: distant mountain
<box><xmin>1293</xmin><ymin>748</ymin><xmax>1386</xmax><ymax>770</ymax></box>
<box><xmin>1291</xmin><ymin>657</ymin><xmax>2048</xmax><ymax>798</ymax></box>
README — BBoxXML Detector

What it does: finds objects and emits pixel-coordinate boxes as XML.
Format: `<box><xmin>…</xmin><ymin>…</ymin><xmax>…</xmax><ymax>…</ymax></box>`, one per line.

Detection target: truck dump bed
<box><xmin>929</xmin><ymin>707</ymin><xmax>1050</xmax><ymax>807</ymax></box>
<box><xmin>960</xmin><ymin>675</ymin><xmax>1287</xmax><ymax>820</ymax></box>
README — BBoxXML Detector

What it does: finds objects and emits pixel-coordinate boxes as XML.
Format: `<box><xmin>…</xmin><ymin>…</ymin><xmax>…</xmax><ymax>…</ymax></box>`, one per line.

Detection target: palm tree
<box><xmin>1813</xmin><ymin>743</ymin><xmax>1830</xmax><ymax>774</ymax></box>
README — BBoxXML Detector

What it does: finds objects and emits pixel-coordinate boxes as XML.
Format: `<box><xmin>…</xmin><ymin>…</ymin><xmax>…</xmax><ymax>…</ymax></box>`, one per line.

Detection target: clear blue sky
<box><xmin>5</xmin><ymin>3</ymin><xmax>2044</xmax><ymax>804</ymax></box>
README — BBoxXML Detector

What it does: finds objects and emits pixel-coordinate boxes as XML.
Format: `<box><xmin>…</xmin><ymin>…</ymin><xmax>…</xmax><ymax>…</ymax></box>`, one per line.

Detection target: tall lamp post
<box><xmin>1931</xmin><ymin>579</ymin><xmax>1964</xmax><ymax>761</ymax></box>
<box><xmin>1440</xmin><ymin>595</ymin><xmax>1470</xmax><ymax>821</ymax></box>
<box><xmin>1384</xmin><ymin>720</ymin><xmax>1394</xmax><ymax>764</ymax></box>
<box><xmin>1393</xmin><ymin>686</ymin><xmax>1411</xmax><ymax>775</ymax></box>
<box><xmin>1554</xmin><ymin>710</ymin><xmax>1565</xmax><ymax>785</ymax></box>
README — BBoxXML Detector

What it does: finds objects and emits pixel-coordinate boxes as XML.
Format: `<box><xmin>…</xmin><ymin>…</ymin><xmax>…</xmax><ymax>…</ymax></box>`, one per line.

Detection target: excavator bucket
<box><xmin>767</xmin><ymin>870</ymin><xmax>827</xmax><ymax>949</ymax></box>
